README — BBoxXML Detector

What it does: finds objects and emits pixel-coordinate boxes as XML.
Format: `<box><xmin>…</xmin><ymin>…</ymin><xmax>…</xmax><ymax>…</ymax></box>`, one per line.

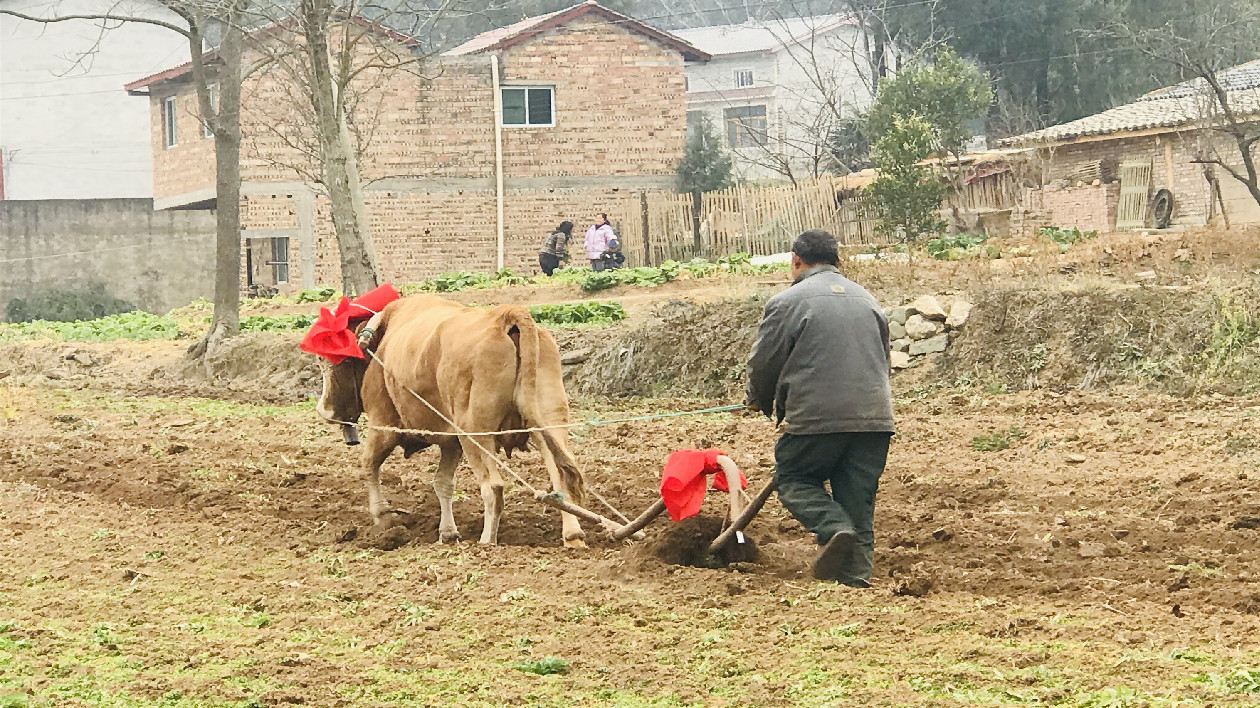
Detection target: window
<box><xmin>202</xmin><ymin>84</ymin><xmax>216</xmax><ymax>138</ymax></box>
<box><xmin>724</xmin><ymin>105</ymin><xmax>768</xmax><ymax>148</ymax></box>
<box><xmin>501</xmin><ymin>87</ymin><xmax>554</xmax><ymax>127</ymax></box>
<box><xmin>734</xmin><ymin>69</ymin><xmax>754</xmax><ymax>88</ymax></box>
<box><xmin>269</xmin><ymin>237</ymin><xmax>290</xmax><ymax>284</ymax></box>
<box><xmin>162</xmin><ymin>96</ymin><xmax>178</xmax><ymax>148</ymax></box>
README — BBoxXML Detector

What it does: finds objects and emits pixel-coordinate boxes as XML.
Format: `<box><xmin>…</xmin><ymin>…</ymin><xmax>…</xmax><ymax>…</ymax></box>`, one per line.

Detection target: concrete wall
<box><xmin>0</xmin><ymin>199</ymin><xmax>216</xmax><ymax>317</ymax></box>
<box><xmin>0</xmin><ymin>0</ymin><xmax>190</xmax><ymax>199</ymax></box>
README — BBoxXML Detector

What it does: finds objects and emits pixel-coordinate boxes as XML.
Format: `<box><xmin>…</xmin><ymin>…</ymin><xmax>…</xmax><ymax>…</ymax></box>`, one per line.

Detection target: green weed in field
<box><xmin>971</xmin><ymin>427</ymin><xmax>1028</xmax><ymax>452</ymax></box>
<box><xmin>0</xmin><ymin>312</ymin><xmax>182</xmax><ymax>342</ymax></box>
<box><xmin>512</xmin><ymin>656</ymin><xmax>570</xmax><ymax>676</ymax></box>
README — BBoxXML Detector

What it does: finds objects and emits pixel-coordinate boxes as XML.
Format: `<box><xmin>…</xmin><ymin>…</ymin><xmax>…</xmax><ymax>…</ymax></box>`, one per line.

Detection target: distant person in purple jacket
<box><xmin>584</xmin><ymin>214</ymin><xmax>616</xmax><ymax>271</ymax></box>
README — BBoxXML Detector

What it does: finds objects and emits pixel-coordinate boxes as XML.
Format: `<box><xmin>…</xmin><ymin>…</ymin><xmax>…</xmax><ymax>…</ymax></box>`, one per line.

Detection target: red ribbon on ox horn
<box><xmin>299</xmin><ymin>283</ymin><xmax>400</xmax><ymax>364</ymax></box>
<box><xmin>659</xmin><ymin>448</ymin><xmax>748</xmax><ymax>522</ymax></box>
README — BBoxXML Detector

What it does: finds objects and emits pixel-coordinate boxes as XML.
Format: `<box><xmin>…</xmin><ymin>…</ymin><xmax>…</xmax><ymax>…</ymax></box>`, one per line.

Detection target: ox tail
<box><xmin>500</xmin><ymin>307</ymin><xmax>586</xmax><ymax>506</ymax></box>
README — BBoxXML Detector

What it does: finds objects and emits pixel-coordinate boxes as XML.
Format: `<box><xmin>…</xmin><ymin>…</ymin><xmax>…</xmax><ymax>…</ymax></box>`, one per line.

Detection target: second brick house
<box><xmin>124</xmin><ymin>2</ymin><xmax>708</xmax><ymax>291</ymax></box>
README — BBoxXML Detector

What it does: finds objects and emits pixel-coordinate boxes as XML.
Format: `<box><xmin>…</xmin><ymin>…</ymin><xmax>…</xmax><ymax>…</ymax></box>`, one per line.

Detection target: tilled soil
<box><xmin>2</xmin><ymin>381</ymin><xmax>1259</xmax><ymax>705</ymax></box>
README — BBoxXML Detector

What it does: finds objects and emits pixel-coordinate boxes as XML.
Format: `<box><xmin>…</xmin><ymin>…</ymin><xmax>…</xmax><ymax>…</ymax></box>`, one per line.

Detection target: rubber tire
<box><xmin>1151</xmin><ymin>189</ymin><xmax>1174</xmax><ymax>229</ymax></box>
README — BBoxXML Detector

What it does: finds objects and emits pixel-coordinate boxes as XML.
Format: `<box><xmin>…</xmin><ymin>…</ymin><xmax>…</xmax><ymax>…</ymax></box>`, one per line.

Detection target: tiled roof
<box><xmin>443</xmin><ymin>1</ymin><xmax>708</xmax><ymax>61</ymax></box>
<box><xmin>1000</xmin><ymin>59</ymin><xmax>1260</xmax><ymax>147</ymax></box>
<box><xmin>670</xmin><ymin>15</ymin><xmax>855</xmax><ymax>56</ymax></box>
<box><xmin>124</xmin><ymin>16</ymin><xmax>421</xmax><ymax>93</ymax></box>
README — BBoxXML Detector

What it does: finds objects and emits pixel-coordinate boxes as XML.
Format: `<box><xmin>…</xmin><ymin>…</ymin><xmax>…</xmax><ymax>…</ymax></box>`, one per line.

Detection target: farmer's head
<box><xmin>596</xmin><ymin>213</ymin><xmax>608</xmax><ymax>226</ymax></box>
<box><xmin>790</xmin><ymin>229</ymin><xmax>839</xmax><ymax>278</ymax></box>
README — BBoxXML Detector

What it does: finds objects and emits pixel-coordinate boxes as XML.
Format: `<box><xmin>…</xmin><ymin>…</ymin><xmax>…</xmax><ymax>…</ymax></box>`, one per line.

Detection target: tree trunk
<box><xmin>303</xmin><ymin>0</ymin><xmax>379</xmax><ymax>296</ymax></box>
<box><xmin>188</xmin><ymin>17</ymin><xmax>243</xmax><ymax>359</ymax></box>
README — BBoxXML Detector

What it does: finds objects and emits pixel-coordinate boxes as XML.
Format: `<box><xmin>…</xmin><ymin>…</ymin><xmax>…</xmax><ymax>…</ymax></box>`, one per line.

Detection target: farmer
<box><xmin>539</xmin><ymin>220</ymin><xmax>573</xmax><ymax>276</ymax></box>
<box><xmin>745</xmin><ymin>229</ymin><xmax>894</xmax><ymax>587</ymax></box>
<box><xmin>584</xmin><ymin>214</ymin><xmax>616</xmax><ymax>271</ymax></box>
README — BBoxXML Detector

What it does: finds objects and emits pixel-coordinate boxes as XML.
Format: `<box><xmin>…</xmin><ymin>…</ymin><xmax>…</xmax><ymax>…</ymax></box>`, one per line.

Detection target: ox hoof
<box><xmin>438</xmin><ymin>529</ymin><xmax>461</xmax><ymax>544</ymax></box>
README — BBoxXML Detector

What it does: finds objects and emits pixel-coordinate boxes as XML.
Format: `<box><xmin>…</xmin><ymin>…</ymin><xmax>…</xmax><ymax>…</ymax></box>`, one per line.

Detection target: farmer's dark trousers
<box><xmin>774</xmin><ymin>432</ymin><xmax>892</xmax><ymax>583</ymax></box>
<box><xmin>539</xmin><ymin>253</ymin><xmax>560</xmax><ymax>276</ymax></box>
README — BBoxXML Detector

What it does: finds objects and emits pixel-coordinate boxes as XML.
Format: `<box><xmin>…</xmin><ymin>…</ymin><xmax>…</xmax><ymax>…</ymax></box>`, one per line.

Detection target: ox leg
<box><xmin>434</xmin><ymin>443</ymin><xmax>463</xmax><ymax>544</ymax></box>
<box><xmin>459</xmin><ymin>437</ymin><xmax>505</xmax><ymax>545</ymax></box>
<box><xmin>363</xmin><ymin>427</ymin><xmax>401</xmax><ymax>525</ymax></box>
<box><xmin>534</xmin><ymin>432</ymin><xmax>586</xmax><ymax>549</ymax></box>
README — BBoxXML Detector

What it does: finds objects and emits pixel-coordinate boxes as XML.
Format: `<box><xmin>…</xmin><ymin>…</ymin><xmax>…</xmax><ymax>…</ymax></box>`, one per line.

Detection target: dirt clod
<box><xmin>894</xmin><ymin>576</ymin><xmax>934</xmax><ymax>597</ymax></box>
<box><xmin>367</xmin><ymin>526</ymin><xmax>411</xmax><ymax>551</ymax></box>
<box><xmin>639</xmin><ymin>516</ymin><xmax>759</xmax><ymax>568</ymax></box>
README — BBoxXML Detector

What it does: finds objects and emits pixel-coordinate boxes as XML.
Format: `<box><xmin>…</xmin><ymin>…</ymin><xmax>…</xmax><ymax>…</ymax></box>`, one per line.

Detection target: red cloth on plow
<box><xmin>299</xmin><ymin>284</ymin><xmax>400</xmax><ymax>364</ymax></box>
<box><xmin>659</xmin><ymin>448</ymin><xmax>749</xmax><ymax>522</ymax></box>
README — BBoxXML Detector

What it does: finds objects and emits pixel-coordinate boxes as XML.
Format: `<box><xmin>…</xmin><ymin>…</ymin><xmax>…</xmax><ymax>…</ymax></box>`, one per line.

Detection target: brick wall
<box><xmin>153</xmin><ymin>18</ymin><xmax>688</xmax><ymax>199</ymax></box>
<box><xmin>294</xmin><ymin>188</ymin><xmax>643</xmax><ymax>285</ymax></box>
<box><xmin>1034</xmin><ymin>183</ymin><xmax>1119</xmax><ymax>234</ymax></box>
<box><xmin>150</xmin><ymin>89</ymin><xmax>216</xmax><ymax>204</ymax></box>
<box><xmin>497</xmin><ymin>15</ymin><xmax>687</xmax><ymax>177</ymax></box>
<box><xmin>1035</xmin><ymin>133</ymin><xmax>1217</xmax><ymax>228</ymax></box>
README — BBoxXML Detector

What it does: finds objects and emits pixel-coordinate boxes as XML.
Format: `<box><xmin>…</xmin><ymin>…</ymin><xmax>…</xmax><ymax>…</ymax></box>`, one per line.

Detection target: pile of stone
<box><xmin>886</xmin><ymin>295</ymin><xmax>972</xmax><ymax>370</ymax></box>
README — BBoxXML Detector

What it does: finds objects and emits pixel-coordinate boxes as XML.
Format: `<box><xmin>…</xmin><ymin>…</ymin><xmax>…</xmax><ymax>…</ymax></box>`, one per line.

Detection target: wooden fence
<box><xmin>614</xmin><ymin>175</ymin><xmax>882</xmax><ymax>268</ymax></box>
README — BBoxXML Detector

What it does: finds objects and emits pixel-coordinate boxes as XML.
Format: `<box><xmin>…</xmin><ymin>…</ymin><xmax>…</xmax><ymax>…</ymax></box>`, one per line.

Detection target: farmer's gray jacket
<box><xmin>745</xmin><ymin>265</ymin><xmax>894</xmax><ymax>434</ymax></box>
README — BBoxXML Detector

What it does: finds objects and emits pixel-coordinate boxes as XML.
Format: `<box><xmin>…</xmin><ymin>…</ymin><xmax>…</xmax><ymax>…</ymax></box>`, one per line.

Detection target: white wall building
<box><xmin>0</xmin><ymin>0</ymin><xmax>189</xmax><ymax>199</ymax></box>
<box><xmin>674</xmin><ymin>15</ymin><xmax>882</xmax><ymax>184</ymax></box>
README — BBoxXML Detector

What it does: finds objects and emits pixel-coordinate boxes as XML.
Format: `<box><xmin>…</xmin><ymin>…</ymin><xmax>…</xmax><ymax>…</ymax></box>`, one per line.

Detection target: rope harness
<box><xmin>343</xmin><ymin>348</ymin><xmax>746</xmax><ymax>526</ymax></box>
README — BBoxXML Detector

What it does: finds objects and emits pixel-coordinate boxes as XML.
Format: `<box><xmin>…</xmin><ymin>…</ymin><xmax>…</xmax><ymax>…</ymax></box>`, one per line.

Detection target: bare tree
<box><xmin>1</xmin><ymin>0</ymin><xmax>249</xmax><ymax>358</ymax></box>
<box><xmin>233</xmin><ymin>0</ymin><xmax>463</xmax><ymax>295</ymax></box>
<box><xmin>725</xmin><ymin>0</ymin><xmax>939</xmax><ymax>184</ymax></box>
<box><xmin>1100</xmin><ymin>0</ymin><xmax>1260</xmax><ymax>209</ymax></box>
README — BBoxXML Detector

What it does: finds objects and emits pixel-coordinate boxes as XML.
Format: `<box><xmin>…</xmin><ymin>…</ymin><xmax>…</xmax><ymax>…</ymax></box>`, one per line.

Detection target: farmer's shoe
<box><xmin>837</xmin><ymin>576</ymin><xmax>871</xmax><ymax>589</ymax></box>
<box><xmin>812</xmin><ymin>530</ymin><xmax>857</xmax><ymax>581</ymax></box>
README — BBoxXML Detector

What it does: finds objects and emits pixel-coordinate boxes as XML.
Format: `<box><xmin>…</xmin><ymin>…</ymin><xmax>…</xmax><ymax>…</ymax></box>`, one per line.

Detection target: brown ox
<box><xmin>315</xmin><ymin>295</ymin><xmax>588</xmax><ymax>547</ymax></box>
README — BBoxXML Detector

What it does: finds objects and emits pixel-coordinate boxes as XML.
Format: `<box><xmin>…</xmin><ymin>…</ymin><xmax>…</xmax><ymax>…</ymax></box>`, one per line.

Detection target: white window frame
<box><xmin>162</xmin><ymin>95</ymin><xmax>178</xmax><ymax>148</ymax></box>
<box><xmin>500</xmin><ymin>86</ymin><xmax>555</xmax><ymax>128</ymax></box>
<box><xmin>734</xmin><ymin>69</ymin><xmax>754</xmax><ymax>88</ymax></box>
<box><xmin>202</xmin><ymin>84</ymin><xmax>216</xmax><ymax>138</ymax></box>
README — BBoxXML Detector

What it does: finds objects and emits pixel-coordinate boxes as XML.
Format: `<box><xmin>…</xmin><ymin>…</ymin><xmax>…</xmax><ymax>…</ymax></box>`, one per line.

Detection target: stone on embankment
<box><xmin>889</xmin><ymin>351</ymin><xmax>911</xmax><ymax>370</ymax></box>
<box><xmin>889</xmin><ymin>307</ymin><xmax>910</xmax><ymax>325</ymax></box>
<box><xmin>889</xmin><ymin>320</ymin><xmax>907</xmax><ymax>341</ymax></box>
<box><xmin>909</xmin><ymin>295</ymin><xmax>947</xmax><ymax>321</ymax></box>
<box><xmin>904</xmin><ymin>315</ymin><xmax>939</xmax><ymax>341</ymax></box>
<box><xmin>909</xmin><ymin>334</ymin><xmax>949</xmax><ymax>356</ymax></box>
<box><xmin>891</xmin><ymin>338</ymin><xmax>912</xmax><ymax>353</ymax></box>
<box><xmin>946</xmin><ymin>301</ymin><xmax>973</xmax><ymax>328</ymax></box>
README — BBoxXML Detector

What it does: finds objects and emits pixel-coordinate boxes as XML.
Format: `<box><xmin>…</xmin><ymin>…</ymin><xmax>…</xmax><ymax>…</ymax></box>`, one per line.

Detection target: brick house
<box><xmin>123</xmin><ymin>2</ymin><xmax>708</xmax><ymax>291</ymax></box>
<box><xmin>1000</xmin><ymin>59</ymin><xmax>1260</xmax><ymax>233</ymax></box>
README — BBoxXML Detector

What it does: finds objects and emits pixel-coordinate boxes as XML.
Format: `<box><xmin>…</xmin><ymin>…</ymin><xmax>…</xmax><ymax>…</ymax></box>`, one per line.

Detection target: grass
<box><xmin>512</xmin><ymin>657</ymin><xmax>570</xmax><ymax>676</ymax></box>
<box><xmin>971</xmin><ymin>427</ymin><xmax>1029</xmax><ymax>452</ymax></box>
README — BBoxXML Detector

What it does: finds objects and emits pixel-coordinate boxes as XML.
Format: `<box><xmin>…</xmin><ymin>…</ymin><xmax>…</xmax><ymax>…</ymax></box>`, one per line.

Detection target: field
<box><xmin>2</xmin><ymin>229</ymin><xmax>1260</xmax><ymax>706</ymax></box>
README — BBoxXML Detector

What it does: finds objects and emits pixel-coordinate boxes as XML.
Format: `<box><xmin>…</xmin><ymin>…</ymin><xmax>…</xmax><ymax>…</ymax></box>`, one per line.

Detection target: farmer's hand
<box><xmin>738</xmin><ymin>401</ymin><xmax>765</xmax><ymax>418</ymax></box>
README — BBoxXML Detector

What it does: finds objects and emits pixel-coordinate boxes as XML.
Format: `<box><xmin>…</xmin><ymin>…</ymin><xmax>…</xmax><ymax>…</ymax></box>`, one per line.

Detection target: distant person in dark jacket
<box><xmin>539</xmin><ymin>221</ymin><xmax>573</xmax><ymax>276</ymax></box>
<box><xmin>745</xmin><ymin>229</ymin><xmax>894</xmax><ymax>587</ymax></box>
